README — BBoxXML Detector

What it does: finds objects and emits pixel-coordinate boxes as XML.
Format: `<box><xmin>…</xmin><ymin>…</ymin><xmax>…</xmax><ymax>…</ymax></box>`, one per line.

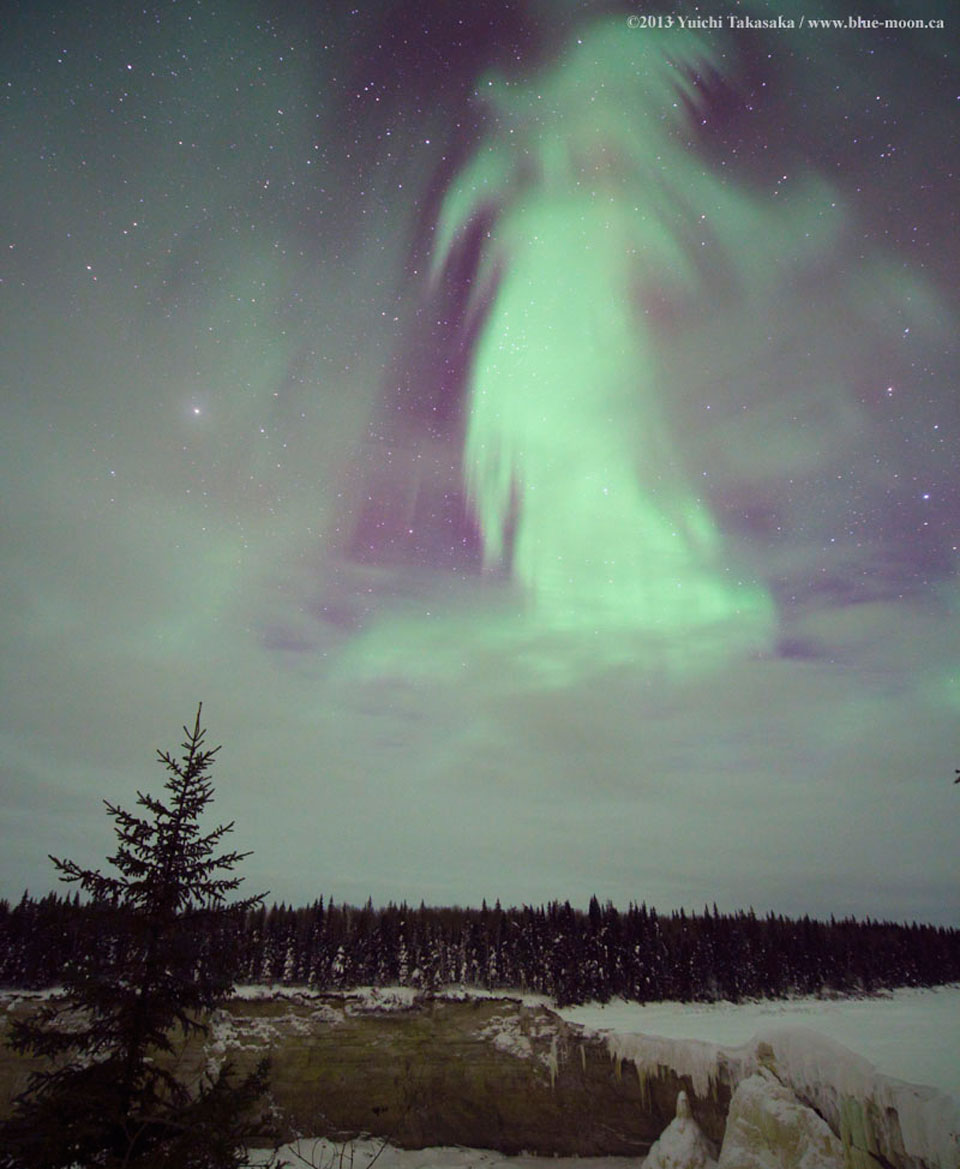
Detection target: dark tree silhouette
<box><xmin>0</xmin><ymin>705</ymin><xmax>271</xmax><ymax>1169</ymax></box>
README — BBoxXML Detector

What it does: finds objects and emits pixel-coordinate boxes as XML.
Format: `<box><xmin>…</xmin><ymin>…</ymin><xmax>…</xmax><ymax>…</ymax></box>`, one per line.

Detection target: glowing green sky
<box><xmin>444</xmin><ymin>25</ymin><xmax>783</xmax><ymax>643</ymax></box>
<box><xmin>1</xmin><ymin>0</ymin><xmax>957</xmax><ymax>923</ymax></box>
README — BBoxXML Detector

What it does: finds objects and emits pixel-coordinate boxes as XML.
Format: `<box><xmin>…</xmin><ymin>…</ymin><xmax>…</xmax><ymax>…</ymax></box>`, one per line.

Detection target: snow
<box><xmin>247</xmin><ymin>1141</ymin><xmax>641</xmax><ymax>1169</ymax></box>
<box><xmin>557</xmin><ymin>988</ymin><xmax>960</xmax><ymax>1169</ymax></box>
<box><xmin>718</xmin><ymin>1070</ymin><xmax>844</xmax><ymax>1169</ymax></box>
<box><xmin>14</xmin><ymin>983</ymin><xmax>946</xmax><ymax>1169</ymax></box>
<box><xmin>232</xmin><ymin>985</ymin><xmax>423</xmax><ymax>1013</ymax></box>
<box><xmin>477</xmin><ymin>1013</ymin><xmax>535</xmax><ymax>1060</ymax></box>
<box><xmin>753</xmin><ymin>1027</ymin><xmax>959</xmax><ymax>1169</ymax></box>
<box><xmin>555</xmin><ymin>984</ymin><xmax>960</xmax><ymax>1096</ymax></box>
<box><xmin>605</xmin><ymin>1028</ymin><xmax>734</xmax><ymax>1100</ymax></box>
<box><xmin>643</xmin><ymin>1090</ymin><xmax>717</xmax><ymax>1169</ymax></box>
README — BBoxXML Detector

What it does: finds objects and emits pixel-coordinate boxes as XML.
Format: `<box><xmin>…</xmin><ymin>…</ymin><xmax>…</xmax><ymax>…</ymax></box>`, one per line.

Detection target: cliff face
<box><xmin>0</xmin><ymin>991</ymin><xmax>729</xmax><ymax>1155</ymax></box>
<box><xmin>1</xmin><ymin>990</ymin><xmax>956</xmax><ymax>1169</ymax></box>
<box><xmin>203</xmin><ymin>993</ymin><xmax>731</xmax><ymax>1155</ymax></box>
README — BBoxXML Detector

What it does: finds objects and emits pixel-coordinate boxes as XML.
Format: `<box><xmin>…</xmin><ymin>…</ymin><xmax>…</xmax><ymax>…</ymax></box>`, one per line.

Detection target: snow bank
<box><xmin>247</xmin><ymin>1139</ymin><xmax>639</xmax><ymax>1169</ymax></box>
<box><xmin>557</xmin><ymin>986</ymin><xmax>960</xmax><ymax>1096</ymax></box>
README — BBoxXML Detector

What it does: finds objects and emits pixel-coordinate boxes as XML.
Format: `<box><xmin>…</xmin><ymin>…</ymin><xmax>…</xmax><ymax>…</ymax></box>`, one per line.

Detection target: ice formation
<box><xmin>600</xmin><ymin>1026</ymin><xmax>959</xmax><ymax>1169</ymax></box>
<box><xmin>644</xmin><ymin>1090</ymin><xmax>718</xmax><ymax>1169</ymax></box>
<box><xmin>606</xmin><ymin>1029</ymin><xmax>741</xmax><ymax>1101</ymax></box>
<box><xmin>718</xmin><ymin>1069</ymin><xmax>844</xmax><ymax>1169</ymax></box>
<box><xmin>757</xmin><ymin>1029</ymin><xmax>960</xmax><ymax>1169</ymax></box>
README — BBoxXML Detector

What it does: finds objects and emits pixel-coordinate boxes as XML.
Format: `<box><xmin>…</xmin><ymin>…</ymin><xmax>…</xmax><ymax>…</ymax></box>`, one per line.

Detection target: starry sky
<box><xmin>2</xmin><ymin>0</ymin><xmax>958</xmax><ymax>925</ymax></box>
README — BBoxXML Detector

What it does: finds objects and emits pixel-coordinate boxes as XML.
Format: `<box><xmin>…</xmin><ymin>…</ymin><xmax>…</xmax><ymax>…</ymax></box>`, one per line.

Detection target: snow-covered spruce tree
<box><xmin>0</xmin><ymin>705</ymin><xmax>271</xmax><ymax>1169</ymax></box>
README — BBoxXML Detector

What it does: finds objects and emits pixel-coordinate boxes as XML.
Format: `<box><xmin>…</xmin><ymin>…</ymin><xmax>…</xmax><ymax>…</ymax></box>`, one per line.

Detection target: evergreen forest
<box><xmin>3</xmin><ymin>893</ymin><xmax>958</xmax><ymax>1006</ymax></box>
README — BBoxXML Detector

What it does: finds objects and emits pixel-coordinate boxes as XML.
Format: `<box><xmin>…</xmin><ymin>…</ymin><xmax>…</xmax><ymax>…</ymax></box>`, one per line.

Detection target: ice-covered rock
<box><xmin>717</xmin><ymin>1068</ymin><xmax>846</xmax><ymax>1169</ymax></box>
<box><xmin>644</xmin><ymin>1089</ymin><xmax>718</xmax><ymax>1169</ymax></box>
<box><xmin>599</xmin><ymin>1020</ymin><xmax>959</xmax><ymax>1169</ymax></box>
<box><xmin>757</xmin><ymin>1029</ymin><xmax>960</xmax><ymax>1169</ymax></box>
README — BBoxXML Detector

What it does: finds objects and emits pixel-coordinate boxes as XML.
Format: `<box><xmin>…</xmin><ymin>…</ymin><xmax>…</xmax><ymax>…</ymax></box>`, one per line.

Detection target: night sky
<box><xmin>2</xmin><ymin>0</ymin><xmax>958</xmax><ymax>924</ymax></box>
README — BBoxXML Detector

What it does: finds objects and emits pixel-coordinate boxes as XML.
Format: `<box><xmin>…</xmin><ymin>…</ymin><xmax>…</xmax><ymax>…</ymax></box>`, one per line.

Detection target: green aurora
<box><xmin>0</xmin><ymin>1</ymin><xmax>957</xmax><ymax>918</ymax></box>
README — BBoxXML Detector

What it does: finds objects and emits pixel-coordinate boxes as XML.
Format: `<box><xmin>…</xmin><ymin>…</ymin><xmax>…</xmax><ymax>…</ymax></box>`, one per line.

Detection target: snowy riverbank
<box><xmin>555</xmin><ymin>983</ymin><xmax>960</xmax><ymax>1097</ymax></box>
<box><xmin>245</xmin><ymin>984</ymin><xmax>959</xmax><ymax>1169</ymax></box>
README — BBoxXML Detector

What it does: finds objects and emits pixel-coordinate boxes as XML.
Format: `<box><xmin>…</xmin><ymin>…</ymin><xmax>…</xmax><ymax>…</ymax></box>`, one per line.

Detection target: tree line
<box><xmin>3</xmin><ymin>889</ymin><xmax>958</xmax><ymax>1006</ymax></box>
<box><xmin>0</xmin><ymin>705</ymin><xmax>957</xmax><ymax>1168</ymax></box>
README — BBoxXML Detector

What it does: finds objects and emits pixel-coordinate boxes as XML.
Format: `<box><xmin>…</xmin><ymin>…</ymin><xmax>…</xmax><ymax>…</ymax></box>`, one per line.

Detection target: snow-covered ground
<box><xmin>249</xmin><ymin>1142</ymin><xmax>639</xmax><ymax>1169</ymax></box>
<box><xmin>555</xmin><ymin>983</ymin><xmax>960</xmax><ymax>1097</ymax></box>
<box><xmin>248</xmin><ymin>985</ymin><xmax>960</xmax><ymax>1168</ymax></box>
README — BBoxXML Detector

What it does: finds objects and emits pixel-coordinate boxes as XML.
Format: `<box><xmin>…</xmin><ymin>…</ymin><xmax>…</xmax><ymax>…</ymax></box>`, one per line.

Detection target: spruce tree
<box><xmin>0</xmin><ymin>705</ymin><xmax>271</xmax><ymax>1169</ymax></box>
